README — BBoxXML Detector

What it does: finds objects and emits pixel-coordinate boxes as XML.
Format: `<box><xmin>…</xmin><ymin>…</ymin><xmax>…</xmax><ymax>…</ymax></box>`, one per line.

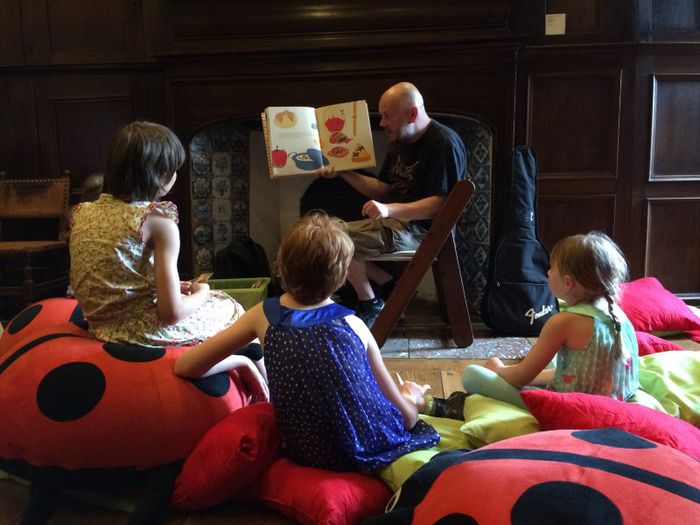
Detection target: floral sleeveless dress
<box><xmin>262</xmin><ymin>297</ymin><xmax>439</xmax><ymax>471</ymax></box>
<box><xmin>70</xmin><ymin>194</ymin><xmax>243</xmax><ymax>346</ymax></box>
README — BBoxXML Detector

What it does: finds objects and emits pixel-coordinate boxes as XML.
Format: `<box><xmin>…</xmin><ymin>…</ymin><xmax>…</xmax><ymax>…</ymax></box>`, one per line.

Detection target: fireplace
<box><xmin>185</xmin><ymin>115</ymin><xmax>493</xmax><ymax>315</ymax></box>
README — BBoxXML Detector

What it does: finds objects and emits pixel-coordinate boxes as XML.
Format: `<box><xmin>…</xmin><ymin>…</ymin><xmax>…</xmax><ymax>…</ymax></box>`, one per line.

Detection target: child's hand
<box><xmin>190</xmin><ymin>282</ymin><xmax>210</xmax><ymax>298</ymax></box>
<box><xmin>238</xmin><ymin>360</ymin><xmax>269</xmax><ymax>404</ymax></box>
<box><xmin>400</xmin><ymin>380</ymin><xmax>431</xmax><ymax>411</ymax></box>
<box><xmin>484</xmin><ymin>357</ymin><xmax>505</xmax><ymax>372</ymax></box>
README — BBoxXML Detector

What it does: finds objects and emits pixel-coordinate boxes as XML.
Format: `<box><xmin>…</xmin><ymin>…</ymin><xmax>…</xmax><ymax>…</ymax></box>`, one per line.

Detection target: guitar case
<box><xmin>481</xmin><ymin>146</ymin><xmax>558</xmax><ymax>336</ymax></box>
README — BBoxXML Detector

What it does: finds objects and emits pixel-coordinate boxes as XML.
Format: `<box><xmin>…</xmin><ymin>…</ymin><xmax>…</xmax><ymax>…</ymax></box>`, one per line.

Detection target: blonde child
<box><xmin>175</xmin><ymin>212</ymin><xmax>439</xmax><ymax>471</ymax></box>
<box><xmin>462</xmin><ymin>231</ymin><xmax>639</xmax><ymax>409</ymax></box>
<box><xmin>70</xmin><ymin>121</ymin><xmax>254</xmax><ymax>356</ymax></box>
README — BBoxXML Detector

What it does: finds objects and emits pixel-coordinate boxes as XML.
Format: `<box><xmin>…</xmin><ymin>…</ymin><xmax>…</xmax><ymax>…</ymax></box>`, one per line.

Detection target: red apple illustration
<box><xmin>324</xmin><ymin>116</ymin><xmax>345</xmax><ymax>132</ymax></box>
<box><xmin>271</xmin><ymin>146</ymin><xmax>288</xmax><ymax>167</ymax></box>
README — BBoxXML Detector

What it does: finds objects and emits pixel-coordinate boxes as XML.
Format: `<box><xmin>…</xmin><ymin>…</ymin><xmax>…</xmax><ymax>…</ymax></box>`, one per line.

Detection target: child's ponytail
<box><xmin>604</xmin><ymin>291</ymin><xmax>627</xmax><ymax>361</ymax></box>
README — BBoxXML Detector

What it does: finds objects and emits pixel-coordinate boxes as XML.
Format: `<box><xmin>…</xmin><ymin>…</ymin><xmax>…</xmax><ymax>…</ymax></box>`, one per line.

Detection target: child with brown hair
<box><xmin>175</xmin><ymin>211</ymin><xmax>439</xmax><ymax>471</ymax></box>
<box><xmin>70</xmin><ymin>121</ymin><xmax>252</xmax><ymax>353</ymax></box>
<box><xmin>462</xmin><ymin>231</ymin><xmax>639</xmax><ymax>408</ymax></box>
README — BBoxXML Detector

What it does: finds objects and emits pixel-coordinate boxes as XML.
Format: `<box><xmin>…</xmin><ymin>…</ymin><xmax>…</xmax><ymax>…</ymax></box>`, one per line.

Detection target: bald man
<box><xmin>316</xmin><ymin>82</ymin><xmax>467</xmax><ymax>326</ymax></box>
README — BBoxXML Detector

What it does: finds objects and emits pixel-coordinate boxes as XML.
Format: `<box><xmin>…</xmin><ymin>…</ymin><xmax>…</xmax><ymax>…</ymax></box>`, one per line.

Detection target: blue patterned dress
<box><xmin>262</xmin><ymin>297</ymin><xmax>439</xmax><ymax>471</ymax></box>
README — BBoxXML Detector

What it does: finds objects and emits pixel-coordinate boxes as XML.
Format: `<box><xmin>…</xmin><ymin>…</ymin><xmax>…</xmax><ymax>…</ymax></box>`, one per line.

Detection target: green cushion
<box><xmin>635</xmin><ymin>350</ymin><xmax>700</xmax><ymax>426</ymax></box>
<box><xmin>379</xmin><ymin>415</ymin><xmax>468</xmax><ymax>491</ymax></box>
<box><xmin>459</xmin><ymin>394</ymin><xmax>540</xmax><ymax>448</ymax></box>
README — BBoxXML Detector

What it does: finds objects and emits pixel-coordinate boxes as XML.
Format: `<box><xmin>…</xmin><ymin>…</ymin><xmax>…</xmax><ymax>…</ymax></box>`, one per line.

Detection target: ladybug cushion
<box><xmin>367</xmin><ymin>428</ymin><xmax>700</xmax><ymax>525</ymax></box>
<box><xmin>0</xmin><ymin>298</ymin><xmax>248</xmax><ymax>474</ymax></box>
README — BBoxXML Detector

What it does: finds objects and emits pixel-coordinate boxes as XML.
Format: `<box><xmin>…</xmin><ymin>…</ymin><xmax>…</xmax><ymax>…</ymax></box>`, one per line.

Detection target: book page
<box><xmin>315</xmin><ymin>100</ymin><xmax>376</xmax><ymax>172</ymax></box>
<box><xmin>263</xmin><ymin>106</ymin><xmax>323</xmax><ymax>178</ymax></box>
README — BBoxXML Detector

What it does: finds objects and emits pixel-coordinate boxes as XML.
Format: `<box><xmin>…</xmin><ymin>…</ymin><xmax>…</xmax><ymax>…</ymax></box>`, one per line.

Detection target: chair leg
<box><xmin>371</xmin><ymin>243</ymin><xmax>437</xmax><ymax>348</ymax></box>
<box><xmin>433</xmin><ymin>239</ymin><xmax>473</xmax><ymax>348</ymax></box>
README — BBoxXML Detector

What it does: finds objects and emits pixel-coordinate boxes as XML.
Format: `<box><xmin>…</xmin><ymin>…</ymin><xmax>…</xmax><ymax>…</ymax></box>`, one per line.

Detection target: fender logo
<box><xmin>525</xmin><ymin>304</ymin><xmax>555</xmax><ymax>325</ymax></box>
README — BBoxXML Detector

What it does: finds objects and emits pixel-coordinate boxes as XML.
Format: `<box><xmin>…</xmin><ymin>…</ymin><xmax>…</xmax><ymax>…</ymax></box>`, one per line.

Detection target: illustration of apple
<box><xmin>324</xmin><ymin>116</ymin><xmax>345</xmax><ymax>132</ymax></box>
<box><xmin>271</xmin><ymin>146</ymin><xmax>288</xmax><ymax>167</ymax></box>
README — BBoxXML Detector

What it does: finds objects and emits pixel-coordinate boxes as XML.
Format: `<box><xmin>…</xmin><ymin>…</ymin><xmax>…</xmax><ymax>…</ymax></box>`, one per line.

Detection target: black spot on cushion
<box><xmin>434</xmin><ymin>514</ymin><xmax>478</xmax><ymax>525</ymax></box>
<box><xmin>572</xmin><ymin>428</ymin><xmax>656</xmax><ymax>449</ymax></box>
<box><xmin>7</xmin><ymin>304</ymin><xmax>43</xmax><ymax>334</ymax></box>
<box><xmin>192</xmin><ymin>373</ymin><xmax>231</xmax><ymax>397</ymax></box>
<box><xmin>511</xmin><ymin>481</ymin><xmax>622</xmax><ymax>525</ymax></box>
<box><xmin>69</xmin><ymin>303</ymin><xmax>89</xmax><ymax>331</ymax></box>
<box><xmin>37</xmin><ymin>362</ymin><xmax>106</xmax><ymax>422</ymax></box>
<box><xmin>102</xmin><ymin>343</ymin><xmax>165</xmax><ymax>362</ymax></box>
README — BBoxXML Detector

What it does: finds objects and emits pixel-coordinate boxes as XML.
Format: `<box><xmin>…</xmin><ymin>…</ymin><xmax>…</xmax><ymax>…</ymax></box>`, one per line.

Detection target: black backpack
<box><xmin>481</xmin><ymin>146</ymin><xmax>559</xmax><ymax>336</ymax></box>
<box><xmin>214</xmin><ymin>236</ymin><xmax>271</xmax><ymax>279</ymax></box>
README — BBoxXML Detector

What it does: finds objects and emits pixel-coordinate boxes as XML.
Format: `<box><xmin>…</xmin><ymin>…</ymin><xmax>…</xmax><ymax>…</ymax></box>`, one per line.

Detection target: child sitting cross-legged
<box><xmin>461</xmin><ymin>231</ymin><xmax>639</xmax><ymax>409</ymax></box>
<box><xmin>175</xmin><ymin>211</ymin><xmax>439</xmax><ymax>471</ymax></box>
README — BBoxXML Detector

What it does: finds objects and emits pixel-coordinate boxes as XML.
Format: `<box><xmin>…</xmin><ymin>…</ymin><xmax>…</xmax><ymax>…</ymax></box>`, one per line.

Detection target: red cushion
<box><xmin>246</xmin><ymin>457</ymin><xmax>392</xmax><ymax>525</ymax></box>
<box><xmin>374</xmin><ymin>429</ymin><xmax>700</xmax><ymax>524</ymax></box>
<box><xmin>171</xmin><ymin>402</ymin><xmax>282</xmax><ymax>510</ymax></box>
<box><xmin>0</xmin><ymin>298</ymin><xmax>248</xmax><ymax>471</ymax></box>
<box><xmin>520</xmin><ymin>389</ymin><xmax>700</xmax><ymax>461</ymax></box>
<box><xmin>635</xmin><ymin>331</ymin><xmax>684</xmax><ymax>356</ymax></box>
<box><xmin>617</xmin><ymin>277</ymin><xmax>700</xmax><ymax>333</ymax></box>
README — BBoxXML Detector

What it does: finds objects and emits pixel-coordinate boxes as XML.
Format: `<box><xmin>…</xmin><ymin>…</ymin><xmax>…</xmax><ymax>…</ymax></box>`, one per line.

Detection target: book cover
<box><xmin>262</xmin><ymin>100</ymin><xmax>376</xmax><ymax>179</ymax></box>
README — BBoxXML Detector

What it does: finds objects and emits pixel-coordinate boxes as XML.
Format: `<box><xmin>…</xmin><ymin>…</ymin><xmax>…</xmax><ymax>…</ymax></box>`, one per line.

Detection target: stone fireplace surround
<box><xmin>186</xmin><ymin>114</ymin><xmax>492</xmax><ymax>315</ymax></box>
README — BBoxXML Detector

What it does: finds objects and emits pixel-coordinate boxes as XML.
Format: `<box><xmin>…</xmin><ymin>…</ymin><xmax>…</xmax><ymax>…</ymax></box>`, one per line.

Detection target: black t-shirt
<box><xmin>378</xmin><ymin>120</ymin><xmax>467</xmax><ymax>206</ymax></box>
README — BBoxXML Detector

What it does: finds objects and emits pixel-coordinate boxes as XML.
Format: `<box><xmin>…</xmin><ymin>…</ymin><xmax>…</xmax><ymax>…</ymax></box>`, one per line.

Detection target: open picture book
<box><xmin>261</xmin><ymin>100</ymin><xmax>376</xmax><ymax>179</ymax></box>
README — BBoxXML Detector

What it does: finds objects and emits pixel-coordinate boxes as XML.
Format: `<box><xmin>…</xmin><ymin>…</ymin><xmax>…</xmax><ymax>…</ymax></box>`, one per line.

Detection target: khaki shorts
<box><xmin>346</xmin><ymin>218</ymin><xmax>426</xmax><ymax>259</ymax></box>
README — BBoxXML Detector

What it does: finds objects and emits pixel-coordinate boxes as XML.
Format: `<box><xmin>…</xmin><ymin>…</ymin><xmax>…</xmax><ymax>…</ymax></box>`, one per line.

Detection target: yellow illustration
<box><xmin>273</xmin><ymin>110</ymin><xmax>298</xmax><ymax>129</ymax></box>
<box><xmin>352</xmin><ymin>143</ymin><xmax>371</xmax><ymax>163</ymax></box>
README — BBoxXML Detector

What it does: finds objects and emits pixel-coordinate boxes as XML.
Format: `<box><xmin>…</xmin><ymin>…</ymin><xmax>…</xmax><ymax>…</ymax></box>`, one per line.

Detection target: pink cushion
<box><xmin>635</xmin><ymin>331</ymin><xmax>684</xmax><ymax>356</ymax></box>
<box><xmin>171</xmin><ymin>402</ymin><xmax>282</xmax><ymax>510</ymax></box>
<box><xmin>617</xmin><ymin>277</ymin><xmax>700</xmax><ymax>333</ymax></box>
<box><xmin>246</xmin><ymin>457</ymin><xmax>392</xmax><ymax>525</ymax></box>
<box><xmin>520</xmin><ymin>389</ymin><xmax>700</xmax><ymax>461</ymax></box>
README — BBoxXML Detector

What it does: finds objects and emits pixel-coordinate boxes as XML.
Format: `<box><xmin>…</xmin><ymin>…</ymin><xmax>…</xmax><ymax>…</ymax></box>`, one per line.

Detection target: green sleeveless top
<box><xmin>551</xmin><ymin>301</ymin><xmax>638</xmax><ymax>400</ymax></box>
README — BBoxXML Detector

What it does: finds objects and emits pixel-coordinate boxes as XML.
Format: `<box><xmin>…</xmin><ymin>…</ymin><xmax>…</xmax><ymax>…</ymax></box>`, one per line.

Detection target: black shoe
<box><xmin>429</xmin><ymin>391</ymin><xmax>468</xmax><ymax>420</ymax></box>
<box><xmin>355</xmin><ymin>297</ymin><xmax>385</xmax><ymax>327</ymax></box>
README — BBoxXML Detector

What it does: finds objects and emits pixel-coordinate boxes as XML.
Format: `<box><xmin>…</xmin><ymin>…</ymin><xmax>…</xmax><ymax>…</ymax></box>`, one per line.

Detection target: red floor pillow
<box><xmin>367</xmin><ymin>428</ymin><xmax>700</xmax><ymax>525</ymax></box>
<box><xmin>0</xmin><ymin>298</ymin><xmax>248</xmax><ymax>473</ymax></box>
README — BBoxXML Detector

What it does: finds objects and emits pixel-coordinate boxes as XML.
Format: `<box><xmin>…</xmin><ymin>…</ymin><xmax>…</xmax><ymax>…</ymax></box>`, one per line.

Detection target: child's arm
<box><xmin>347</xmin><ymin>316</ymin><xmax>427</xmax><ymax>429</ymax></box>
<box><xmin>174</xmin><ymin>302</ymin><xmax>266</xmax><ymax>379</ymax></box>
<box><xmin>143</xmin><ymin>214</ymin><xmax>210</xmax><ymax>325</ymax></box>
<box><xmin>484</xmin><ymin>312</ymin><xmax>570</xmax><ymax>388</ymax></box>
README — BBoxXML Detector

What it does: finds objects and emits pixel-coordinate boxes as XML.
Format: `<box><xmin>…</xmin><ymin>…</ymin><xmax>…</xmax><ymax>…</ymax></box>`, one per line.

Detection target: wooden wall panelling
<box><xmin>645</xmin><ymin>197</ymin><xmax>700</xmax><ymax>298</ymax></box>
<box><xmin>523</xmin><ymin>61</ymin><xmax>624</xmax><ymax>249</ymax></box>
<box><xmin>0</xmin><ymin>76</ymin><xmax>41</xmax><ymax>179</ymax></box>
<box><xmin>0</xmin><ymin>0</ymin><xmax>23</xmax><ymax>65</ymax></box>
<box><xmin>650</xmin><ymin>74</ymin><xmax>700</xmax><ymax>180</ymax></box>
<box><xmin>526</xmin><ymin>67</ymin><xmax>621</xmax><ymax>180</ymax></box>
<box><xmin>642</xmin><ymin>53</ymin><xmax>700</xmax><ymax>295</ymax></box>
<box><xmin>32</xmin><ymin>72</ymin><xmax>163</xmax><ymax>199</ymax></box>
<box><xmin>144</xmin><ymin>0</ymin><xmax>511</xmax><ymax>56</ymax></box>
<box><xmin>18</xmin><ymin>0</ymin><xmax>145</xmax><ymax>64</ymax></box>
<box><xmin>537</xmin><ymin>194</ymin><xmax>616</xmax><ymax>250</ymax></box>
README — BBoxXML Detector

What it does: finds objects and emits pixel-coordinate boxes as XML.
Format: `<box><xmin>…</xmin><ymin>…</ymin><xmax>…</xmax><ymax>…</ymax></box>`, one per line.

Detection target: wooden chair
<box><xmin>369</xmin><ymin>179</ymin><xmax>476</xmax><ymax>348</ymax></box>
<box><xmin>0</xmin><ymin>178</ymin><xmax>71</xmax><ymax>319</ymax></box>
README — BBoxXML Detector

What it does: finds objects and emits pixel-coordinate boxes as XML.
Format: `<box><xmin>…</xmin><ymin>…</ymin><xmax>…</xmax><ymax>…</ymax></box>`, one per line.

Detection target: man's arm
<box><xmin>363</xmin><ymin>194</ymin><xmax>445</xmax><ymax>221</ymax></box>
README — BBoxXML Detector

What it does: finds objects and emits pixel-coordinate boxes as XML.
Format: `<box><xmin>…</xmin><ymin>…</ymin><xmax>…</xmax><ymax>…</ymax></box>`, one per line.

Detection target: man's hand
<box><xmin>362</xmin><ymin>200</ymin><xmax>390</xmax><ymax>219</ymax></box>
<box><xmin>315</xmin><ymin>166</ymin><xmax>337</xmax><ymax>179</ymax></box>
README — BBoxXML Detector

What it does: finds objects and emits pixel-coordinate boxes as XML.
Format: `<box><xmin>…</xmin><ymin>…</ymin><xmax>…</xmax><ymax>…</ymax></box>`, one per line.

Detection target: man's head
<box><xmin>378</xmin><ymin>82</ymin><xmax>431</xmax><ymax>143</ymax></box>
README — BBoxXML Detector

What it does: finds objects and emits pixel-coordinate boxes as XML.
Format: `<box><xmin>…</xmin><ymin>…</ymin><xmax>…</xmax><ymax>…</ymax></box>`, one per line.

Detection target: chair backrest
<box><xmin>0</xmin><ymin>178</ymin><xmax>70</xmax><ymax>240</ymax></box>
